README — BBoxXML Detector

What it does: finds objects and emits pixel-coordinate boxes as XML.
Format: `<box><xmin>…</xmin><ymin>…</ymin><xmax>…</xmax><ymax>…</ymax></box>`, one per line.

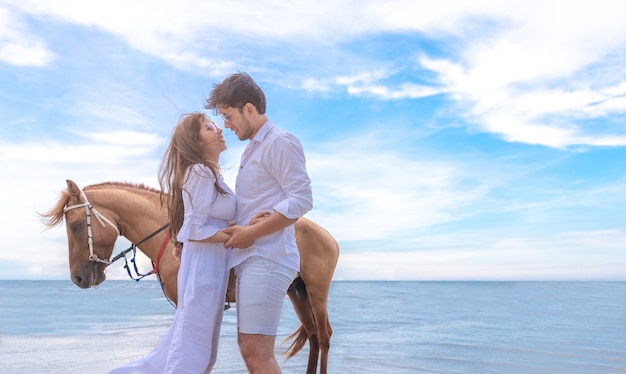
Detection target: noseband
<box><xmin>64</xmin><ymin>189</ymin><xmax>121</xmax><ymax>265</ymax></box>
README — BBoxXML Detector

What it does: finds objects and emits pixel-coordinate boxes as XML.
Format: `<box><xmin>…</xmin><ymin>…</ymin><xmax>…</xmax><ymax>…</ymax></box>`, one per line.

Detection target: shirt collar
<box><xmin>252</xmin><ymin>120</ymin><xmax>275</xmax><ymax>143</ymax></box>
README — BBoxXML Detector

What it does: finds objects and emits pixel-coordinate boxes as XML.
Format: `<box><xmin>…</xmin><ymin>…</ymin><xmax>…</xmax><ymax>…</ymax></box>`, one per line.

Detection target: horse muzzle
<box><xmin>71</xmin><ymin>263</ymin><xmax>106</xmax><ymax>288</ymax></box>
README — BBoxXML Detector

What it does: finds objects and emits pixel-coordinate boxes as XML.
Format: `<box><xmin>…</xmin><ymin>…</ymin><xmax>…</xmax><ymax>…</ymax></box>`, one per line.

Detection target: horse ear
<box><xmin>66</xmin><ymin>180</ymin><xmax>82</xmax><ymax>200</ymax></box>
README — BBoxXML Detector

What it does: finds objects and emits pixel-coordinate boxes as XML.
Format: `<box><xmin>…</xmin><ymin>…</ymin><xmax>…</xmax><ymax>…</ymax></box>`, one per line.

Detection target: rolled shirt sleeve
<box><xmin>268</xmin><ymin>133</ymin><xmax>313</xmax><ymax>219</ymax></box>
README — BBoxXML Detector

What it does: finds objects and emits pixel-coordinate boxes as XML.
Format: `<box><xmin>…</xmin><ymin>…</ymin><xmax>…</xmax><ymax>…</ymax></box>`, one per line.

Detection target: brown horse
<box><xmin>41</xmin><ymin>179</ymin><xmax>339</xmax><ymax>374</ymax></box>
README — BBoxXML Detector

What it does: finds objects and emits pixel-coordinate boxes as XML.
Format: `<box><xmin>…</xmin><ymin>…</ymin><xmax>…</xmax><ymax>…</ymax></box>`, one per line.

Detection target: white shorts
<box><xmin>234</xmin><ymin>256</ymin><xmax>298</xmax><ymax>335</ymax></box>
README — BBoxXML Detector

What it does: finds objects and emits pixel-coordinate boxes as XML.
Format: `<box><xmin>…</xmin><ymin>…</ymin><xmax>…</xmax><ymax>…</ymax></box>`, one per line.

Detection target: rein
<box><xmin>120</xmin><ymin>224</ymin><xmax>170</xmax><ymax>281</ymax></box>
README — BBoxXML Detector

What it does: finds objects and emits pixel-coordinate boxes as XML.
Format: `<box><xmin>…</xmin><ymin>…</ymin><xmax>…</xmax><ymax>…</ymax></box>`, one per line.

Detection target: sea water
<box><xmin>0</xmin><ymin>280</ymin><xmax>624</xmax><ymax>373</ymax></box>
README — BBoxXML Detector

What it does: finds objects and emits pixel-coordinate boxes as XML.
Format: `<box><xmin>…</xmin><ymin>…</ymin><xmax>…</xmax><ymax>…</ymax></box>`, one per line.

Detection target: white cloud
<box><xmin>304</xmin><ymin>134</ymin><xmax>492</xmax><ymax>241</ymax></box>
<box><xmin>334</xmin><ymin>229</ymin><xmax>626</xmax><ymax>280</ymax></box>
<box><xmin>0</xmin><ymin>5</ymin><xmax>54</xmax><ymax>66</ymax></box>
<box><xmin>301</xmin><ymin>70</ymin><xmax>444</xmax><ymax>100</ymax></box>
<box><xmin>0</xmin><ymin>40</ymin><xmax>53</xmax><ymax>66</ymax></box>
<box><xmin>346</xmin><ymin>82</ymin><xmax>442</xmax><ymax>100</ymax></box>
<box><xmin>418</xmin><ymin>2</ymin><xmax>626</xmax><ymax>148</ymax></box>
<box><xmin>70</xmin><ymin>131</ymin><xmax>163</xmax><ymax>147</ymax></box>
<box><xmin>6</xmin><ymin>0</ymin><xmax>626</xmax><ymax>151</ymax></box>
<box><xmin>67</xmin><ymin>102</ymin><xmax>150</xmax><ymax>129</ymax></box>
<box><xmin>0</xmin><ymin>133</ymin><xmax>163</xmax><ymax>164</ymax></box>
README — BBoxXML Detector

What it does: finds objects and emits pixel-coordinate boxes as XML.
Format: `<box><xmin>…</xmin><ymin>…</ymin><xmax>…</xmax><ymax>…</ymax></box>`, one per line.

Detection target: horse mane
<box><xmin>39</xmin><ymin>181</ymin><xmax>164</xmax><ymax>228</ymax></box>
<box><xmin>39</xmin><ymin>190</ymin><xmax>72</xmax><ymax>228</ymax></box>
<box><xmin>84</xmin><ymin>181</ymin><xmax>161</xmax><ymax>195</ymax></box>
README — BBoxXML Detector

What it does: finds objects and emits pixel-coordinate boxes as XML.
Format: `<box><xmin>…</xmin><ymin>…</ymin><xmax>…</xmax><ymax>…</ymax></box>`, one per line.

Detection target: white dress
<box><xmin>110</xmin><ymin>164</ymin><xmax>236</xmax><ymax>374</ymax></box>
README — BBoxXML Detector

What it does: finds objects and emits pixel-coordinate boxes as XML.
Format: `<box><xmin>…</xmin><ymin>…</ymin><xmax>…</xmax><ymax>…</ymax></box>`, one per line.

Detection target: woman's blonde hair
<box><xmin>158</xmin><ymin>112</ymin><xmax>229</xmax><ymax>239</ymax></box>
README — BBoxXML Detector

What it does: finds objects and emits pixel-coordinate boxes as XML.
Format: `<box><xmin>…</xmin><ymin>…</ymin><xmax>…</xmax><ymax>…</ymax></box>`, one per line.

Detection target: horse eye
<box><xmin>72</xmin><ymin>222</ymin><xmax>83</xmax><ymax>232</ymax></box>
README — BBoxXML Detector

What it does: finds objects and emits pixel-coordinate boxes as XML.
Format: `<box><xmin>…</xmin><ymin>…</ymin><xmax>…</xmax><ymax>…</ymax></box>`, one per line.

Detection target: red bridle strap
<box><xmin>151</xmin><ymin>232</ymin><xmax>171</xmax><ymax>275</ymax></box>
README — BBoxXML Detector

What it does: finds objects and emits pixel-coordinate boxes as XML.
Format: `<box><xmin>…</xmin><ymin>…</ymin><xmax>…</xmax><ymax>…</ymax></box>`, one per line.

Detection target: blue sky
<box><xmin>1</xmin><ymin>0</ymin><xmax>625</xmax><ymax>281</ymax></box>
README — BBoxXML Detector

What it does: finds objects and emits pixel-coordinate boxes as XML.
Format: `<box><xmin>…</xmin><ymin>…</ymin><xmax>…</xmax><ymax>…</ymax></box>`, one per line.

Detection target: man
<box><xmin>205</xmin><ymin>72</ymin><xmax>313</xmax><ymax>373</ymax></box>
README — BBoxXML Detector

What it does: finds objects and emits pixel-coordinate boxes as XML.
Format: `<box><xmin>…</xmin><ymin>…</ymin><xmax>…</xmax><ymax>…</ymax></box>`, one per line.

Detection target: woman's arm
<box><xmin>189</xmin><ymin>230</ymin><xmax>231</xmax><ymax>244</ymax></box>
<box><xmin>190</xmin><ymin>211</ymin><xmax>270</xmax><ymax>245</ymax></box>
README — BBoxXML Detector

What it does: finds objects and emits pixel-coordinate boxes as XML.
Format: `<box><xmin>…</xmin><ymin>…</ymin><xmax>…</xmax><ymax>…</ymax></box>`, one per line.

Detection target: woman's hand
<box><xmin>173</xmin><ymin>242</ymin><xmax>183</xmax><ymax>261</ymax></box>
<box><xmin>250</xmin><ymin>211</ymin><xmax>271</xmax><ymax>226</ymax></box>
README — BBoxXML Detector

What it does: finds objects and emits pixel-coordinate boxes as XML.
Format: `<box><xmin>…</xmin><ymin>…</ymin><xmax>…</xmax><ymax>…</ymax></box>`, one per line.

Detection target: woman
<box><xmin>110</xmin><ymin>112</ymin><xmax>235</xmax><ymax>373</ymax></box>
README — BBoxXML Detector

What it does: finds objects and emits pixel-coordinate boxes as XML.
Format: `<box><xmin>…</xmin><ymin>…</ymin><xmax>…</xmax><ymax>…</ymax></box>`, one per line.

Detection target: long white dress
<box><xmin>110</xmin><ymin>164</ymin><xmax>236</xmax><ymax>374</ymax></box>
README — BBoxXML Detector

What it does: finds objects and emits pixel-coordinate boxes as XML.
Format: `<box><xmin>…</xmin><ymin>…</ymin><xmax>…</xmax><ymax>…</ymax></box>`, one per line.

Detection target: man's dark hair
<box><xmin>205</xmin><ymin>72</ymin><xmax>266</xmax><ymax>114</ymax></box>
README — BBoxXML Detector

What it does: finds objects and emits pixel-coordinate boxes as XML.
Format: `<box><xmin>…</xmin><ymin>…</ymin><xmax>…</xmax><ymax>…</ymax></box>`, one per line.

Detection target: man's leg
<box><xmin>238</xmin><ymin>333</ymin><xmax>280</xmax><ymax>374</ymax></box>
<box><xmin>235</xmin><ymin>256</ymin><xmax>298</xmax><ymax>373</ymax></box>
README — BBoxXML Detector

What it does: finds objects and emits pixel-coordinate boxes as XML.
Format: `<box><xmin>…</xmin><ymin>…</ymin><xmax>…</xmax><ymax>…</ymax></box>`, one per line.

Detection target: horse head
<box><xmin>61</xmin><ymin>180</ymin><xmax>120</xmax><ymax>288</ymax></box>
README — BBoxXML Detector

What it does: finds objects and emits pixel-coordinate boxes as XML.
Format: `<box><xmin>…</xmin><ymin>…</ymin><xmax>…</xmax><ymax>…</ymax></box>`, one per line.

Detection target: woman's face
<box><xmin>200</xmin><ymin>119</ymin><xmax>226</xmax><ymax>160</ymax></box>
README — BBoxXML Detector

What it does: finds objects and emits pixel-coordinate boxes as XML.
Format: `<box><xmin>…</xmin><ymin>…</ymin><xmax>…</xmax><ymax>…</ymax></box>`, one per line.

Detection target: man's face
<box><xmin>218</xmin><ymin>105</ymin><xmax>254</xmax><ymax>141</ymax></box>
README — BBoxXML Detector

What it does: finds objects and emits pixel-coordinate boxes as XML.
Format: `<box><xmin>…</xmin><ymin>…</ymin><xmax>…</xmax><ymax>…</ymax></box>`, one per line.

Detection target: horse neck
<box><xmin>87</xmin><ymin>187</ymin><xmax>169</xmax><ymax>261</ymax></box>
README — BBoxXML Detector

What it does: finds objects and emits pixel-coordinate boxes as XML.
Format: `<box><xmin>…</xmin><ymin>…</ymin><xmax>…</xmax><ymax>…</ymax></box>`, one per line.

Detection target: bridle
<box><xmin>63</xmin><ymin>186</ymin><xmax>174</xmax><ymax>307</ymax></box>
<box><xmin>64</xmin><ymin>189</ymin><xmax>121</xmax><ymax>265</ymax></box>
<box><xmin>63</xmin><ymin>188</ymin><xmax>170</xmax><ymax>271</ymax></box>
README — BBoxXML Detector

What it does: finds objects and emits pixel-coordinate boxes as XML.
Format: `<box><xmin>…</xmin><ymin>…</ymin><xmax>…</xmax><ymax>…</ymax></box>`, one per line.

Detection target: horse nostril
<box><xmin>72</xmin><ymin>274</ymin><xmax>82</xmax><ymax>286</ymax></box>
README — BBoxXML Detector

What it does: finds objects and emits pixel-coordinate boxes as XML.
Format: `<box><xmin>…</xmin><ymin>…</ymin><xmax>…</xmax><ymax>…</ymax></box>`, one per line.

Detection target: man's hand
<box><xmin>250</xmin><ymin>211</ymin><xmax>271</xmax><ymax>226</ymax></box>
<box><xmin>223</xmin><ymin>212</ymin><xmax>297</xmax><ymax>249</ymax></box>
<box><xmin>222</xmin><ymin>225</ymin><xmax>257</xmax><ymax>249</ymax></box>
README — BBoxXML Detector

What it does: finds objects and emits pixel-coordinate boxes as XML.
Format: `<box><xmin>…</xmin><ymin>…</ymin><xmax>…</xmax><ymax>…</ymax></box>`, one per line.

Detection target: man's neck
<box><xmin>250</xmin><ymin>115</ymin><xmax>269</xmax><ymax>140</ymax></box>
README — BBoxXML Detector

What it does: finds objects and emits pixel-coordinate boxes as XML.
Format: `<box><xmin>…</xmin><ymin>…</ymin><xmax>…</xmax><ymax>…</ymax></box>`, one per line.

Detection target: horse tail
<box><xmin>282</xmin><ymin>275</ymin><xmax>311</xmax><ymax>359</ymax></box>
<box><xmin>282</xmin><ymin>324</ymin><xmax>308</xmax><ymax>359</ymax></box>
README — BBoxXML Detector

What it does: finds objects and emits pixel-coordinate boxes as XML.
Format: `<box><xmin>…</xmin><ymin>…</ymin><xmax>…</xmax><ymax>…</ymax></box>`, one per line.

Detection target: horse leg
<box><xmin>305</xmin><ymin>287</ymin><xmax>332</xmax><ymax>374</ymax></box>
<box><xmin>286</xmin><ymin>286</ymin><xmax>320</xmax><ymax>374</ymax></box>
<box><xmin>320</xmin><ymin>318</ymin><xmax>332</xmax><ymax>374</ymax></box>
<box><xmin>158</xmin><ymin>255</ymin><xmax>179</xmax><ymax>306</ymax></box>
<box><xmin>294</xmin><ymin>218</ymin><xmax>339</xmax><ymax>374</ymax></box>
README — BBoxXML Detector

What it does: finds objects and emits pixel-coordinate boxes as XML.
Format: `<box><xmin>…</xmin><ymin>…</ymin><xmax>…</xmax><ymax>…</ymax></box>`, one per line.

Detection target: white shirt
<box><xmin>177</xmin><ymin>164</ymin><xmax>236</xmax><ymax>243</ymax></box>
<box><xmin>228</xmin><ymin>121</ymin><xmax>313</xmax><ymax>271</ymax></box>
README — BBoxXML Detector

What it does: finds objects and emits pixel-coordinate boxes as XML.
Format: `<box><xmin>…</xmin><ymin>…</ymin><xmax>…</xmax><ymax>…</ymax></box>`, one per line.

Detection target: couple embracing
<box><xmin>110</xmin><ymin>72</ymin><xmax>313</xmax><ymax>374</ymax></box>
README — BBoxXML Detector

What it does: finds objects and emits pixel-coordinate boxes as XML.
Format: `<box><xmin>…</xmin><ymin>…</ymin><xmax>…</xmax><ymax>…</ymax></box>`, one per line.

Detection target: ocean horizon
<box><xmin>1</xmin><ymin>280</ymin><xmax>625</xmax><ymax>373</ymax></box>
